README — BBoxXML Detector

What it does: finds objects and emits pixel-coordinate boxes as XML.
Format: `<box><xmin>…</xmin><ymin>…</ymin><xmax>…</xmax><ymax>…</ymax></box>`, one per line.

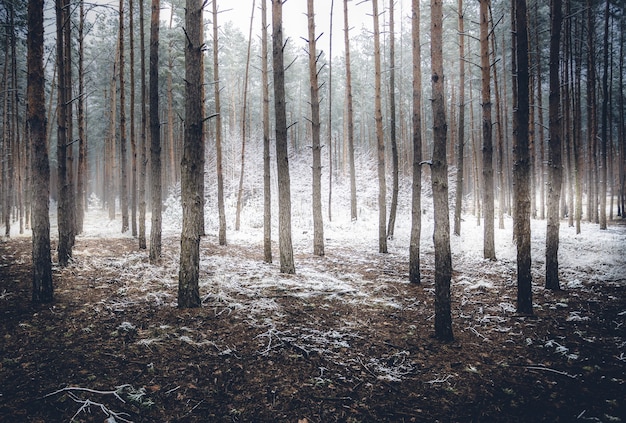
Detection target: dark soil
<box><xmin>1</xmin><ymin>234</ymin><xmax>624</xmax><ymax>423</ymax></box>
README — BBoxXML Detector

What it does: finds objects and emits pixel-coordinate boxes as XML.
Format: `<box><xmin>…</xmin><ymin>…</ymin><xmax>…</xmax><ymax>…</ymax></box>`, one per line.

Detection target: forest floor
<box><xmin>1</xmin><ymin>218</ymin><xmax>625</xmax><ymax>422</ymax></box>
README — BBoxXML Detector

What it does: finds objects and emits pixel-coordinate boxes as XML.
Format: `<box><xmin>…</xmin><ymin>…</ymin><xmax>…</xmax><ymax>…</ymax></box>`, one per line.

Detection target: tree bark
<box><xmin>306</xmin><ymin>0</ymin><xmax>325</xmax><ymax>257</ymax></box>
<box><xmin>261</xmin><ymin>0</ymin><xmax>272</xmax><ymax>262</ymax></box>
<box><xmin>138</xmin><ymin>0</ymin><xmax>147</xmax><ymax>249</ymax></box>
<box><xmin>56</xmin><ymin>0</ymin><xmax>73</xmax><ymax>266</ymax></box>
<box><xmin>235</xmin><ymin>0</ymin><xmax>256</xmax><ymax>232</ymax></box>
<box><xmin>453</xmin><ymin>0</ymin><xmax>465</xmax><ymax>237</ymax></box>
<box><xmin>149</xmin><ymin>0</ymin><xmax>162</xmax><ymax>264</ymax></box>
<box><xmin>409</xmin><ymin>0</ymin><xmax>423</xmax><ymax>284</ymax></box>
<box><xmin>480</xmin><ymin>0</ymin><xmax>495</xmax><ymax>260</ymax></box>
<box><xmin>343</xmin><ymin>0</ymin><xmax>357</xmax><ymax>221</ymax></box>
<box><xmin>546</xmin><ymin>0</ymin><xmax>563</xmax><ymax>291</ymax></box>
<box><xmin>129</xmin><ymin>0</ymin><xmax>137</xmax><ymax>237</ymax></box>
<box><xmin>599</xmin><ymin>0</ymin><xmax>610</xmax><ymax>230</ymax></box>
<box><xmin>512</xmin><ymin>0</ymin><xmax>532</xmax><ymax>315</ymax></box>
<box><xmin>212</xmin><ymin>0</ymin><xmax>227</xmax><ymax>246</ymax></box>
<box><xmin>28</xmin><ymin>0</ymin><xmax>53</xmax><ymax>302</ymax></box>
<box><xmin>372</xmin><ymin>0</ymin><xmax>387</xmax><ymax>254</ymax></box>
<box><xmin>386</xmin><ymin>0</ymin><xmax>399</xmax><ymax>240</ymax></box>
<box><xmin>272</xmin><ymin>0</ymin><xmax>295</xmax><ymax>274</ymax></box>
<box><xmin>431</xmin><ymin>0</ymin><xmax>453</xmax><ymax>342</ymax></box>
<box><xmin>76</xmin><ymin>0</ymin><xmax>87</xmax><ymax>235</ymax></box>
<box><xmin>178</xmin><ymin>0</ymin><xmax>204</xmax><ymax>309</ymax></box>
<box><xmin>119</xmin><ymin>0</ymin><xmax>129</xmax><ymax>233</ymax></box>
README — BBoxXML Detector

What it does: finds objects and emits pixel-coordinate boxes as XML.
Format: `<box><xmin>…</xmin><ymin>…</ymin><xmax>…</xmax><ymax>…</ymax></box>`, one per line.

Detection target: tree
<box><xmin>76</xmin><ymin>0</ymin><xmax>87</xmax><ymax>234</ymax></box>
<box><xmin>261</xmin><ymin>0</ymin><xmax>272</xmax><ymax>262</ymax></box>
<box><xmin>211</xmin><ymin>0</ymin><xmax>227</xmax><ymax>246</ymax></box>
<box><xmin>138</xmin><ymin>0</ymin><xmax>148</xmax><ymax>250</ymax></box>
<box><xmin>119</xmin><ymin>0</ymin><xmax>129</xmax><ymax>234</ymax></box>
<box><xmin>327</xmin><ymin>0</ymin><xmax>334</xmax><ymax>222</ymax></box>
<box><xmin>343</xmin><ymin>0</ymin><xmax>357</xmax><ymax>221</ymax></box>
<box><xmin>56</xmin><ymin>0</ymin><xmax>74</xmax><ymax>267</ymax></box>
<box><xmin>480</xmin><ymin>0</ymin><xmax>495</xmax><ymax>260</ymax></box>
<box><xmin>546</xmin><ymin>0</ymin><xmax>562</xmax><ymax>290</ymax></box>
<box><xmin>149</xmin><ymin>0</ymin><xmax>162</xmax><ymax>264</ymax></box>
<box><xmin>28</xmin><ymin>0</ymin><xmax>53</xmax><ymax>302</ymax></box>
<box><xmin>235</xmin><ymin>0</ymin><xmax>256</xmax><ymax>232</ymax></box>
<box><xmin>453</xmin><ymin>0</ymin><xmax>465</xmax><ymax>237</ymax></box>
<box><xmin>512</xmin><ymin>0</ymin><xmax>532</xmax><ymax>315</ymax></box>
<box><xmin>272</xmin><ymin>0</ymin><xmax>295</xmax><ymax>274</ymax></box>
<box><xmin>306</xmin><ymin>0</ymin><xmax>325</xmax><ymax>257</ymax></box>
<box><xmin>599</xmin><ymin>0</ymin><xmax>610</xmax><ymax>230</ymax></box>
<box><xmin>409</xmin><ymin>0</ymin><xmax>423</xmax><ymax>285</ymax></box>
<box><xmin>129</xmin><ymin>0</ymin><xmax>138</xmax><ymax>237</ymax></box>
<box><xmin>431</xmin><ymin>0</ymin><xmax>453</xmax><ymax>342</ymax></box>
<box><xmin>372</xmin><ymin>0</ymin><xmax>387</xmax><ymax>254</ymax></box>
<box><xmin>178</xmin><ymin>0</ymin><xmax>204</xmax><ymax>308</ymax></box>
<box><xmin>386</xmin><ymin>0</ymin><xmax>399</xmax><ymax>240</ymax></box>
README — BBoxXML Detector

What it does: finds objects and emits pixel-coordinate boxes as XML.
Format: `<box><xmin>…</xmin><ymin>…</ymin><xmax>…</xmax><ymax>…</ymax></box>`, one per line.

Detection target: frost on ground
<box><xmin>1</xmin><ymin>156</ymin><xmax>625</xmax><ymax>422</ymax></box>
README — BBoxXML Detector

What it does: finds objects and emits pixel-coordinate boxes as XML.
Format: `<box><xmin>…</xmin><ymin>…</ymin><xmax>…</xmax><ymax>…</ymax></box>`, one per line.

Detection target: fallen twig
<box><xmin>525</xmin><ymin>365</ymin><xmax>578</xmax><ymax>379</ymax></box>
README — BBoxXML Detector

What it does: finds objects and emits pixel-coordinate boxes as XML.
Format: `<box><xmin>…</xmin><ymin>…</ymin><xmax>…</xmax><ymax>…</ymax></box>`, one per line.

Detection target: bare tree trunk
<box><xmin>409</xmin><ymin>0</ymin><xmax>423</xmax><ymax>284</ymax></box>
<box><xmin>431</xmin><ymin>0</ymin><xmax>453</xmax><ymax>342</ymax></box>
<box><xmin>106</xmin><ymin>54</ymin><xmax>118</xmax><ymax>222</ymax></box>
<box><xmin>56</xmin><ymin>0</ymin><xmax>73</xmax><ymax>266</ymax></box>
<box><xmin>261</xmin><ymin>0</ymin><xmax>271</xmax><ymax>262</ymax></box>
<box><xmin>372</xmin><ymin>0</ymin><xmax>387</xmax><ymax>254</ymax></box>
<box><xmin>343</xmin><ymin>0</ymin><xmax>357</xmax><ymax>221</ymax></box>
<box><xmin>178</xmin><ymin>0</ymin><xmax>204</xmax><ymax>309</ymax></box>
<box><xmin>512</xmin><ymin>0</ymin><xmax>532</xmax><ymax>315</ymax></box>
<box><xmin>149</xmin><ymin>0</ymin><xmax>162</xmax><ymax>264</ymax></box>
<box><xmin>235</xmin><ymin>0</ymin><xmax>256</xmax><ymax>231</ymax></box>
<box><xmin>212</xmin><ymin>0</ymin><xmax>227</xmax><ymax>246</ymax></box>
<box><xmin>138</xmin><ymin>0</ymin><xmax>147</xmax><ymax>249</ymax></box>
<box><xmin>328</xmin><ymin>0</ymin><xmax>334</xmax><ymax>223</ymax></box>
<box><xmin>546</xmin><ymin>0</ymin><xmax>563</xmax><ymax>291</ymax></box>
<box><xmin>306</xmin><ymin>0</ymin><xmax>325</xmax><ymax>256</ymax></box>
<box><xmin>119</xmin><ymin>0</ymin><xmax>129</xmax><ymax>233</ymax></box>
<box><xmin>454</xmin><ymin>0</ymin><xmax>465</xmax><ymax>237</ymax></box>
<box><xmin>386</xmin><ymin>0</ymin><xmax>399</xmax><ymax>239</ymax></box>
<box><xmin>129</xmin><ymin>0</ymin><xmax>137</xmax><ymax>237</ymax></box>
<box><xmin>480</xmin><ymin>0</ymin><xmax>495</xmax><ymax>260</ymax></box>
<box><xmin>489</xmin><ymin>8</ymin><xmax>505</xmax><ymax>230</ymax></box>
<box><xmin>534</xmin><ymin>6</ymin><xmax>546</xmax><ymax>221</ymax></box>
<box><xmin>586</xmin><ymin>0</ymin><xmax>597</xmax><ymax>223</ymax></box>
<box><xmin>76</xmin><ymin>0</ymin><xmax>87</xmax><ymax>235</ymax></box>
<box><xmin>28</xmin><ymin>0</ymin><xmax>53</xmax><ymax>302</ymax></box>
<box><xmin>599</xmin><ymin>0</ymin><xmax>610</xmax><ymax>230</ymax></box>
<box><xmin>272</xmin><ymin>0</ymin><xmax>295</xmax><ymax>274</ymax></box>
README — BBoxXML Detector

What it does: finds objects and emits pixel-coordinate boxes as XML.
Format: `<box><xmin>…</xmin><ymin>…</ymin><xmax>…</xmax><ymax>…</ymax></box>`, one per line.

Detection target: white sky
<box><xmin>217</xmin><ymin>0</ymin><xmax>413</xmax><ymax>56</ymax></box>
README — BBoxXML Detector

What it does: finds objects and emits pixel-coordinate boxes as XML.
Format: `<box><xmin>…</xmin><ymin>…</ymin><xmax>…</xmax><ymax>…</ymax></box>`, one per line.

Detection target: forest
<box><xmin>1</xmin><ymin>0</ymin><xmax>625</xmax><ymax>421</ymax></box>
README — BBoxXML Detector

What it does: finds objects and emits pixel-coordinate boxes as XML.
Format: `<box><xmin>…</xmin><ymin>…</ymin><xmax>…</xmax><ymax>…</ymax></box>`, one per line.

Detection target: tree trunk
<box><xmin>489</xmin><ymin>8</ymin><xmax>505</xmax><ymax>231</ymax></box>
<box><xmin>546</xmin><ymin>0</ymin><xmax>563</xmax><ymax>291</ymax></box>
<box><xmin>386</xmin><ymin>0</ymin><xmax>399</xmax><ymax>240</ymax></box>
<box><xmin>512</xmin><ymin>0</ymin><xmax>532</xmax><ymax>315</ymax></box>
<box><xmin>178</xmin><ymin>0</ymin><xmax>204</xmax><ymax>309</ymax></box>
<box><xmin>343</xmin><ymin>0</ymin><xmax>357</xmax><ymax>221</ymax></box>
<box><xmin>372</xmin><ymin>0</ymin><xmax>387</xmax><ymax>254</ymax></box>
<box><xmin>129</xmin><ymin>0</ymin><xmax>137</xmax><ymax>237</ymax></box>
<box><xmin>212</xmin><ymin>0</ymin><xmax>227</xmax><ymax>246</ymax></box>
<box><xmin>149</xmin><ymin>0</ymin><xmax>162</xmax><ymax>264</ymax></box>
<box><xmin>431</xmin><ymin>0</ymin><xmax>453</xmax><ymax>342</ymax></box>
<box><xmin>138</xmin><ymin>0</ymin><xmax>147</xmax><ymax>249</ymax></box>
<box><xmin>453</xmin><ymin>0</ymin><xmax>465</xmax><ymax>237</ymax></box>
<box><xmin>480</xmin><ymin>0</ymin><xmax>495</xmax><ymax>260</ymax></box>
<box><xmin>599</xmin><ymin>0</ymin><xmax>610</xmax><ymax>230</ymax></box>
<box><xmin>56</xmin><ymin>0</ymin><xmax>73</xmax><ymax>266</ymax></box>
<box><xmin>28</xmin><ymin>0</ymin><xmax>53</xmax><ymax>302</ymax></box>
<box><xmin>76</xmin><ymin>0</ymin><xmax>87</xmax><ymax>235</ymax></box>
<box><xmin>119</xmin><ymin>0</ymin><xmax>129</xmax><ymax>233</ymax></box>
<box><xmin>272</xmin><ymin>0</ymin><xmax>295</xmax><ymax>274</ymax></box>
<box><xmin>261</xmin><ymin>0</ymin><xmax>271</xmax><ymax>262</ymax></box>
<box><xmin>409</xmin><ymin>0</ymin><xmax>423</xmax><ymax>284</ymax></box>
<box><xmin>235</xmin><ymin>0</ymin><xmax>256</xmax><ymax>231</ymax></box>
<box><xmin>328</xmin><ymin>0</ymin><xmax>334</xmax><ymax>223</ymax></box>
<box><xmin>306</xmin><ymin>0</ymin><xmax>325</xmax><ymax>257</ymax></box>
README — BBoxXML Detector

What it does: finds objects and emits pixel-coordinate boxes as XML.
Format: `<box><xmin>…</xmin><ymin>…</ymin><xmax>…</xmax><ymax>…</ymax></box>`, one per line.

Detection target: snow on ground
<box><xmin>4</xmin><ymin>154</ymin><xmax>624</xmax><ymax>372</ymax></box>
